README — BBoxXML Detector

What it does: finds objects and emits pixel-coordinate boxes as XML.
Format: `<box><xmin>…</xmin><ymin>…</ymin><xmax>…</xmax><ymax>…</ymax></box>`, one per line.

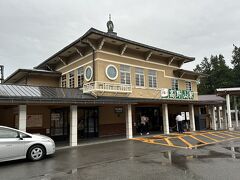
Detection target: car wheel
<box><xmin>27</xmin><ymin>145</ymin><xmax>46</xmax><ymax>161</ymax></box>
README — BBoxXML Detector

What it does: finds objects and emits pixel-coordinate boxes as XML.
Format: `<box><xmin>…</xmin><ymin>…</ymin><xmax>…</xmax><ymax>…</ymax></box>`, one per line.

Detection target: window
<box><xmin>105</xmin><ymin>65</ymin><xmax>118</xmax><ymax>80</ymax></box>
<box><xmin>69</xmin><ymin>71</ymin><xmax>75</xmax><ymax>88</ymax></box>
<box><xmin>172</xmin><ymin>79</ymin><xmax>179</xmax><ymax>90</ymax></box>
<box><xmin>148</xmin><ymin>70</ymin><xmax>157</xmax><ymax>88</ymax></box>
<box><xmin>85</xmin><ymin>66</ymin><xmax>93</xmax><ymax>81</ymax></box>
<box><xmin>0</xmin><ymin>128</ymin><xmax>19</xmax><ymax>138</ymax></box>
<box><xmin>77</xmin><ymin>67</ymin><xmax>84</xmax><ymax>88</ymax></box>
<box><xmin>185</xmin><ymin>81</ymin><xmax>192</xmax><ymax>91</ymax></box>
<box><xmin>135</xmin><ymin>68</ymin><xmax>144</xmax><ymax>87</ymax></box>
<box><xmin>120</xmin><ymin>65</ymin><xmax>131</xmax><ymax>84</ymax></box>
<box><xmin>61</xmin><ymin>74</ymin><xmax>66</xmax><ymax>87</ymax></box>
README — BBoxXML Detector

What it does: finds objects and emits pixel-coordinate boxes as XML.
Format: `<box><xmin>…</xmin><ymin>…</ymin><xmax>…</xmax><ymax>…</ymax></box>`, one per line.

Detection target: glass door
<box><xmin>78</xmin><ymin>107</ymin><xmax>99</xmax><ymax>138</ymax></box>
<box><xmin>50</xmin><ymin>108</ymin><xmax>69</xmax><ymax>141</ymax></box>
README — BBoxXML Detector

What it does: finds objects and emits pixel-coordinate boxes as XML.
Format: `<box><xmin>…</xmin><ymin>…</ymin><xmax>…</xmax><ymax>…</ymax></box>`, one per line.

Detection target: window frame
<box><xmin>148</xmin><ymin>70</ymin><xmax>157</xmax><ymax>88</ymax></box>
<box><xmin>135</xmin><ymin>68</ymin><xmax>145</xmax><ymax>87</ymax></box>
<box><xmin>61</xmin><ymin>74</ymin><xmax>67</xmax><ymax>88</ymax></box>
<box><xmin>69</xmin><ymin>71</ymin><xmax>75</xmax><ymax>88</ymax></box>
<box><xmin>171</xmin><ymin>79</ymin><xmax>179</xmax><ymax>90</ymax></box>
<box><xmin>185</xmin><ymin>81</ymin><xmax>192</xmax><ymax>91</ymax></box>
<box><xmin>120</xmin><ymin>65</ymin><xmax>131</xmax><ymax>85</ymax></box>
<box><xmin>77</xmin><ymin>67</ymin><xmax>84</xmax><ymax>88</ymax></box>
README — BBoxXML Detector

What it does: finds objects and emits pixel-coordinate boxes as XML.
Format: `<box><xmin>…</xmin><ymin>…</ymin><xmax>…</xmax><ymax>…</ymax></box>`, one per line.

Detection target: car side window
<box><xmin>0</xmin><ymin>128</ymin><xmax>19</xmax><ymax>138</ymax></box>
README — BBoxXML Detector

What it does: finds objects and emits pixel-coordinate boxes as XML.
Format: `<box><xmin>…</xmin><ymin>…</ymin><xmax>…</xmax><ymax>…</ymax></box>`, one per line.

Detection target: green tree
<box><xmin>194</xmin><ymin>54</ymin><xmax>233</xmax><ymax>94</ymax></box>
<box><xmin>231</xmin><ymin>45</ymin><xmax>240</xmax><ymax>86</ymax></box>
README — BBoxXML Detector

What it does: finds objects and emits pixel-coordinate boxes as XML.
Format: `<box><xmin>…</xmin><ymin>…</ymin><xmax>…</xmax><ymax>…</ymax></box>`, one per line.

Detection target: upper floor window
<box><xmin>120</xmin><ymin>65</ymin><xmax>131</xmax><ymax>84</ymax></box>
<box><xmin>135</xmin><ymin>68</ymin><xmax>144</xmax><ymax>87</ymax></box>
<box><xmin>69</xmin><ymin>71</ymin><xmax>75</xmax><ymax>88</ymax></box>
<box><xmin>185</xmin><ymin>81</ymin><xmax>192</xmax><ymax>91</ymax></box>
<box><xmin>78</xmin><ymin>67</ymin><xmax>84</xmax><ymax>88</ymax></box>
<box><xmin>61</xmin><ymin>74</ymin><xmax>66</xmax><ymax>87</ymax></box>
<box><xmin>106</xmin><ymin>65</ymin><xmax>118</xmax><ymax>80</ymax></box>
<box><xmin>148</xmin><ymin>70</ymin><xmax>157</xmax><ymax>88</ymax></box>
<box><xmin>172</xmin><ymin>79</ymin><xmax>179</xmax><ymax>90</ymax></box>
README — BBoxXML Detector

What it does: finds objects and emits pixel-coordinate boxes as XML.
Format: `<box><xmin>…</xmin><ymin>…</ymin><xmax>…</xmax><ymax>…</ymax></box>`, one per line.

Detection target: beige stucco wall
<box><xmin>14</xmin><ymin>75</ymin><xmax>59</xmax><ymax>87</ymax></box>
<box><xmin>34</xmin><ymin>46</ymin><xmax>198</xmax><ymax>100</ymax></box>
<box><xmin>27</xmin><ymin>76</ymin><xmax>59</xmax><ymax>87</ymax></box>
<box><xmin>94</xmin><ymin>51</ymin><xmax>198</xmax><ymax>100</ymax></box>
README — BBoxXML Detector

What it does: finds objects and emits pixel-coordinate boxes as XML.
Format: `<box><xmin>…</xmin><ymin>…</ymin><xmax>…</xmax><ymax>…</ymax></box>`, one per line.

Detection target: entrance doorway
<box><xmin>135</xmin><ymin>107</ymin><xmax>163</xmax><ymax>133</ymax></box>
<box><xmin>50</xmin><ymin>108</ymin><xmax>69</xmax><ymax>141</ymax></box>
<box><xmin>78</xmin><ymin>107</ymin><xmax>99</xmax><ymax>138</ymax></box>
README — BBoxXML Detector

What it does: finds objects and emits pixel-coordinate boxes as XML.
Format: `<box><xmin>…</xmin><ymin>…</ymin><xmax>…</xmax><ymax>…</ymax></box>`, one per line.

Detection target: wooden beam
<box><xmin>98</xmin><ymin>38</ymin><xmax>105</xmax><ymax>50</ymax></box>
<box><xmin>86</xmin><ymin>39</ymin><xmax>96</xmax><ymax>50</ymax></box>
<box><xmin>180</xmin><ymin>72</ymin><xmax>185</xmax><ymax>78</ymax></box>
<box><xmin>179</xmin><ymin>60</ymin><xmax>185</xmax><ymax>67</ymax></box>
<box><xmin>46</xmin><ymin>64</ymin><xmax>53</xmax><ymax>71</ymax></box>
<box><xmin>120</xmin><ymin>44</ymin><xmax>127</xmax><ymax>55</ymax></box>
<box><xmin>168</xmin><ymin>57</ymin><xmax>175</xmax><ymax>65</ymax></box>
<box><xmin>58</xmin><ymin>56</ymin><xmax>67</xmax><ymax>66</ymax></box>
<box><xmin>74</xmin><ymin>46</ymin><xmax>83</xmax><ymax>57</ymax></box>
<box><xmin>145</xmin><ymin>51</ymin><xmax>152</xmax><ymax>61</ymax></box>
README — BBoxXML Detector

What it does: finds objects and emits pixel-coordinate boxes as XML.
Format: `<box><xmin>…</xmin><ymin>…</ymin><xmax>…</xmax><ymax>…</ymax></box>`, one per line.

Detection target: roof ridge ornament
<box><xmin>107</xmin><ymin>14</ymin><xmax>117</xmax><ymax>36</ymax></box>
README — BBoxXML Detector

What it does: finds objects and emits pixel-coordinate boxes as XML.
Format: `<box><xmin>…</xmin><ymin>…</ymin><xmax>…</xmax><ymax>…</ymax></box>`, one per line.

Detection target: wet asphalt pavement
<box><xmin>1</xmin><ymin>138</ymin><xmax>240</xmax><ymax>180</ymax></box>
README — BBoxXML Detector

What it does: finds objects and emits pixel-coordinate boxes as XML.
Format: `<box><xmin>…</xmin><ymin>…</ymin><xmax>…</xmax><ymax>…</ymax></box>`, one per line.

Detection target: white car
<box><xmin>0</xmin><ymin>126</ymin><xmax>55</xmax><ymax>162</ymax></box>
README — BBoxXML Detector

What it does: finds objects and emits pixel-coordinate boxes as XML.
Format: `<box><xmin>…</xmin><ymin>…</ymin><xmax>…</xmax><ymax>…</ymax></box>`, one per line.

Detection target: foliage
<box><xmin>194</xmin><ymin>48</ymin><xmax>238</xmax><ymax>95</ymax></box>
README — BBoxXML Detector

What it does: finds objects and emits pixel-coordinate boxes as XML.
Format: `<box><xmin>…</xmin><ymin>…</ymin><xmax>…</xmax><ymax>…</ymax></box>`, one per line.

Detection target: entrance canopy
<box><xmin>216</xmin><ymin>87</ymin><xmax>240</xmax><ymax>96</ymax></box>
<box><xmin>216</xmin><ymin>87</ymin><xmax>240</xmax><ymax>130</ymax></box>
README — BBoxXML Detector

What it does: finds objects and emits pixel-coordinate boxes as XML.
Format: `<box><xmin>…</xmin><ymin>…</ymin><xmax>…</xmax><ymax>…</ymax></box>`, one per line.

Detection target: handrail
<box><xmin>83</xmin><ymin>81</ymin><xmax>132</xmax><ymax>94</ymax></box>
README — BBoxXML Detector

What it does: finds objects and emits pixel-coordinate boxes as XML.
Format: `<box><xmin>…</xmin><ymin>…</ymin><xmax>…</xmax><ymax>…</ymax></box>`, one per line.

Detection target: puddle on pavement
<box><xmin>34</xmin><ymin>146</ymin><xmax>240</xmax><ymax>179</ymax></box>
<box><xmin>162</xmin><ymin>146</ymin><xmax>240</xmax><ymax>171</ymax></box>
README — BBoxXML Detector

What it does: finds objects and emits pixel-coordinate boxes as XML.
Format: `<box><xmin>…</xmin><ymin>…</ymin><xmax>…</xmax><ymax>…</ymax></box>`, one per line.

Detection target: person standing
<box><xmin>176</xmin><ymin>113</ymin><xmax>183</xmax><ymax>133</ymax></box>
<box><xmin>140</xmin><ymin>114</ymin><xmax>146</xmax><ymax>135</ymax></box>
<box><xmin>145</xmin><ymin>116</ymin><xmax>150</xmax><ymax>135</ymax></box>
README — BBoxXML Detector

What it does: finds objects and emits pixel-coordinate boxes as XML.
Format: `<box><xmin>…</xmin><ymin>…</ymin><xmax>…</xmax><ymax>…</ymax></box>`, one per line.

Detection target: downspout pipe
<box><xmin>82</xmin><ymin>41</ymin><xmax>95</xmax><ymax>82</ymax></box>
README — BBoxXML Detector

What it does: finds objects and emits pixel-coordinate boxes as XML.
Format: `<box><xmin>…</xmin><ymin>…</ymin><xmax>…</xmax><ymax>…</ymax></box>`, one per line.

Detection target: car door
<box><xmin>0</xmin><ymin>127</ymin><xmax>25</xmax><ymax>161</ymax></box>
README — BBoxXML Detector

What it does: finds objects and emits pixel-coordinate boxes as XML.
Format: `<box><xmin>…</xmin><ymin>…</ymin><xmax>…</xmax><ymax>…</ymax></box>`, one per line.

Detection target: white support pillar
<box><xmin>188</xmin><ymin>104</ymin><xmax>196</xmax><ymax>131</ymax></box>
<box><xmin>211</xmin><ymin>105</ymin><xmax>217</xmax><ymax>130</ymax></box>
<box><xmin>222</xmin><ymin>105</ymin><xmax>227</xmax><ymax>129</ymax></box>
<box><xmin>18</xmin><ymin>105</ymin><xmax>27</xmax><ymax>132</ymax></box>
<box><xmin>126</xmin><ymin>104</ymin><xmax>133</xmax><ymax>139</ymax></box>
<box><xmin>70</xmin><ymin>105</ymin><xmax>78</xmax><ymax>147</ymax></box>
<box><xmin>162</xmin><ymin>104</ymin><xmax>169</xmax><ymax>134</ymax></box>
<box><xmin>234</xmin><ymin>96</ymin><xmax>239</xmax><ymax>128</ymax></box>
<box><xmin>217</xmin><ymin>106</ymin><xmax>222</xmax><ymax>129</ymax></box>
<box><xmin>226</xmin><ymin>94</ymin><xmax>232</xmax><ymax>130</ymax></box>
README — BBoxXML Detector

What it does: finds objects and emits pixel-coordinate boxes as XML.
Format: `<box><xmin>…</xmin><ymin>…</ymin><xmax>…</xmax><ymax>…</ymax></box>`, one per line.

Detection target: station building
<box><xmin>0</xmin><ymin>20</ymin><xmax>227</xmax><ymax>146</ymax></box>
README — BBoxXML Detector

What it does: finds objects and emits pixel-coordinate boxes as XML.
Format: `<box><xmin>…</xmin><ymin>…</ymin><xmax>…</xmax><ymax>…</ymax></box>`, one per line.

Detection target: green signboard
<box><xmin>161</xmin><ymin>89</ymin><xmax>194</xmax><ymax>100</ymax></box>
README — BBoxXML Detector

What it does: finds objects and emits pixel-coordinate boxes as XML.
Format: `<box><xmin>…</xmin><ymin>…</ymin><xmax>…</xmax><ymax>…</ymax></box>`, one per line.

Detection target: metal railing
<box><xmin>83</xmin><ymin>81</ymin><xmax>132</xmax><ymax>94</ymax></box>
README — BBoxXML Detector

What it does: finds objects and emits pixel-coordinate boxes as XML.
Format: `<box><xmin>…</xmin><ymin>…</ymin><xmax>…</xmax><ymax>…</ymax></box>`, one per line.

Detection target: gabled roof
<box><xmin>35</xmin><ymin>28</ymin><xmax>195</xmax><ymax>69</ymax></box>
<box><xmin>4</xmin><ymin>69</ymin><xmax>61</xmax><ymax>84</ymax></box>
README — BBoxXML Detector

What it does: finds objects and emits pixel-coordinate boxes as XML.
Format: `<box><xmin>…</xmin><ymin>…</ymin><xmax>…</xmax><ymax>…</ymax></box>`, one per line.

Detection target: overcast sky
<box><xmin>0</xmin><ymin>0</ymin><xmax>240</xmax><ymax>77</ymax></box>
